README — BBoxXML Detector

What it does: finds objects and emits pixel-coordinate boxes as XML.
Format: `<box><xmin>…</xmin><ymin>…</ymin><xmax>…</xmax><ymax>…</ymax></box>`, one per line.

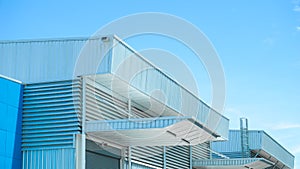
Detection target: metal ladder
<box><xmin>240</xmin><ymin>118</ymin><xmax>250</xmax><ymax>158</ymax></box>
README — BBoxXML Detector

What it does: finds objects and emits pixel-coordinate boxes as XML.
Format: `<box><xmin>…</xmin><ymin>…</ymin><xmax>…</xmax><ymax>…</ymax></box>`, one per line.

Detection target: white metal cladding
<box><xmin>22</xmin><ymin>79</ymin><xmax>81</xmax><ymax>150</ymax></box>
<box><xmin>0</xmin><ymin>37</ymin><xmax>112</xmax><ymax>83</ymax></box>
<box><xmin>166</xmin><ymin>146</ymin><xmax>190</xmax><ymax>169</ymax></box>
<box><xmin>22</xmin><ymin>148</ymin><xmax>75</xmax><ymax>169</ymax></box>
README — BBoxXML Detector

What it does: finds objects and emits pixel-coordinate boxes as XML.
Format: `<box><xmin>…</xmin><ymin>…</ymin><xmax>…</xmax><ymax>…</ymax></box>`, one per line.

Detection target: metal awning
<box><xmin>193</xmin><ymin>158</ymin><xmax>273</xmax><ymax>169</ymax></box>
<box><xmin>85</xmin><ymin>116</ymin><xmax>218</xmax><ymax>146</ymax></box>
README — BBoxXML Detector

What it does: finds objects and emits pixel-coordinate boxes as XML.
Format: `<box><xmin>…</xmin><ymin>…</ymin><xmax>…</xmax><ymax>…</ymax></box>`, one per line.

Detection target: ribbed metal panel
<box><xmin>192</xmin><ymin>142</ymin><xmax>210</xmax><ymax>160</ymax></box>
<box><xmin>22</xmin><ymin>79</ymin><xmax>81</xmax><ymax>150</ymax></box>
<box><xmin>22</xmin><ymin>148</ymin><xmax>75</xmax><ymax>169</ymax></box>
<box><xmin>0</xmin><ymin>37</ymin><xmax>111</xmax><ymax>83</ymax></box>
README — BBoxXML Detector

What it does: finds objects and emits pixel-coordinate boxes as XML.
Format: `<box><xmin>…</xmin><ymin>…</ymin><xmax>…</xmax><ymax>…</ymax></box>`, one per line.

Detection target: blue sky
<box><xmin>1</xmin><ymin>0</ymin><xmax>300</xmax><ymax>168</ymax></box>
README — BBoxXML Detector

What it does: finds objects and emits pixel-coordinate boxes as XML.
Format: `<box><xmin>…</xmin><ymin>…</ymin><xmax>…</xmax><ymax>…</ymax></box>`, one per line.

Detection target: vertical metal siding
<box><xmin>22</xmin><ymin>148</ymin><xmax>75</xmax><ymax>169</ymax></box>
<box><xmin>0</xmin><ymin>38</ymin><xmax>112</xmax><ymax>83</ymax></box>
<box><xmin>22</xmin><ymin>79</ymin><xmax>81</xmax><ymax>150</ymax></box>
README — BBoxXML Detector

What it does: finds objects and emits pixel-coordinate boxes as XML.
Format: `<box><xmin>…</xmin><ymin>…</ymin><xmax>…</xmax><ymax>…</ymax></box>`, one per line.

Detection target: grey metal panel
<box><xmin>22</xmin><ymin>79</ymin><xmax>81</xmax><ymax>150</ymax></box>
<box><xmin>22</xmin><ymin>148</ymin><xmax>76</xmax><ymax>169</ymax></box>
<box><xmin>0</xmin><ymin>38</ymin><xmax>111</xmax><ymax>83</ymax></box>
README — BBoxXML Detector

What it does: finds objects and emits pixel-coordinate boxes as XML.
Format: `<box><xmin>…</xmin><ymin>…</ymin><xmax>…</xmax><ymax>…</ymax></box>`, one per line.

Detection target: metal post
<box><xmin>120</xmin><ymin>148</ymin><xmax>125</xmax><ymax>169</ymax></box>
<box><xmin>128</xmin><ymin>99</ymin><xmax>132</xmax><ymax>169</ymax></box>
<box><xmin>128</xmin><ymin>99</ymin><xmax>131</xmax><ymax>119</ymax></box>
<box><xmin>81</xmin><ymin>77</ymin><xmax>87</xmax><ymax>169</ymax></box>
<box><xmin>128</xmin><ymin>146</ymin><xmax>132</xmax><ymax>169</ymax></box>
<box><xmin>189</xmin><ymin>146</ymin><xmax>193</xmax><ymax>169</ymax></box>
<box><xmin>163</xmin><ymin>146</ymin><xmax>166</xmax><ymax>169</ymax></box>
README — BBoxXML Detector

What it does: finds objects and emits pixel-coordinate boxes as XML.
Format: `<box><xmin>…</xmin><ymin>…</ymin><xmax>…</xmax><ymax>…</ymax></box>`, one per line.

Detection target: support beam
<box><xmin>163</xmin><ymin>146</ymin><xmax>166</xmax><ymax>169</ymax></box>
<box><xmin>189</xmin><ymin>146</ymin><xmax>193</xmax><ymax>169</ymax></box>
<box><xmin>128</xmin><ymin>99</ymin><xmax>132</xmax><ymax>118</ymax></box>
<box><xmin>272</xmin><ymin>161</ymin><xmax>279</xmax><ymax>169</ymax></box>
<box><xmin>254</xmin><ymin>149</ymin><xmax>261</xmax><ymax>158</ymax></box>
<box><xmin>128</xmin><ymin>146</ymin><xmax>132</xmax><ymax>169</ymax></box>
<box><xmin>81</xmin><ymin>77</ymin><xmax>87</xmax><ymax>169</ymax></box>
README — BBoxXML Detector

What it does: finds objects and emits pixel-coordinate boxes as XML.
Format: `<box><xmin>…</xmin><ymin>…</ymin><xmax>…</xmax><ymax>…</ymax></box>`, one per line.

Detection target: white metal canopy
<box><xmin>85</xmin><ymin>116</ymin><xmax>217</xmax><ymax>146</ymax></box>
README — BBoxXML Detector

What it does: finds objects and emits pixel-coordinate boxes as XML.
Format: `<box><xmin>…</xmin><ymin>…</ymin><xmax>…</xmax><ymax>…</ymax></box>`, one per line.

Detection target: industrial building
<box><xmin>0</xmin><ymin>35</ymin><xmax>294</xmax><ymax>169</ymax></box>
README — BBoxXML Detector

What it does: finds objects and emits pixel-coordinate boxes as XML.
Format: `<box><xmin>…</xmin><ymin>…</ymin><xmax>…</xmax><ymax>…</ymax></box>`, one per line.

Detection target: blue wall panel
<box><xmin>0</xmin><ymin>77</ymin><xmax>23</xmax><ymax>169</ymax></box>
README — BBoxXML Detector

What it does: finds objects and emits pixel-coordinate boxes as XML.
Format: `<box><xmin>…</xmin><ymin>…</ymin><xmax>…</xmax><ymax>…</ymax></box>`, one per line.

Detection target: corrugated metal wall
<box><xmin>0</xmin><ymin>37</ymin><xmax>112</xmax><ymax>83</ymax></box>
<box><xmin>22</xmin><ymin>79</ymin><xmax>82</xmax><ymax>169</ymax></box>
<box><xmin>22</xmin><ymin>148</ymin><xmax>75</xmax><ymax>169</ymax></box>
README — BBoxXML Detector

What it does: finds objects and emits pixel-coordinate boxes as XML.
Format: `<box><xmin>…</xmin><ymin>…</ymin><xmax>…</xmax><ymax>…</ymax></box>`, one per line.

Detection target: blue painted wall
<box><xmin>0</xmin><ymin>77</ymin><xmax>23</xmax><ymax>169</ymax></box>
